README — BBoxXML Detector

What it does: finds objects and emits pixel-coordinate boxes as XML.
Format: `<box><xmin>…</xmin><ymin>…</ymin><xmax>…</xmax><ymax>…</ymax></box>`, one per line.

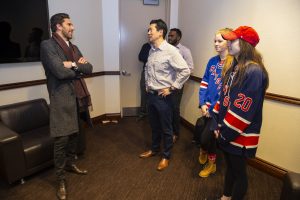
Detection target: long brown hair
<box><xmin>223</xmin><ymin>39</ymin><xmax>269</xmax><ymax>91</ymax></box>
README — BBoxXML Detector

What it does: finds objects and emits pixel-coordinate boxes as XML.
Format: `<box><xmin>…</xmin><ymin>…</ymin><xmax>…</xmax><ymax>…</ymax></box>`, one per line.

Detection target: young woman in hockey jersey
<box><xmin>198</xmin><ymin>28</ymin><xmax>233</xmax><ymax>178</ymax></box>
<box><xmin>212</xmin><ymin>26</ymin><xmax>269</xmax><ymax>200</ymax></box>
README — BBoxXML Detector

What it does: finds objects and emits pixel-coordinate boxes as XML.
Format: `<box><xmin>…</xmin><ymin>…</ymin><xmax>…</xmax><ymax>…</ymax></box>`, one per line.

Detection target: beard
<box><xmin>168</xmin><ymin>39</ymin><xmax>177</xmax><ymax>46</ymax></box>
<box><xmin>62</xmin><ymin>29</ymin><xmax>72</xmax><ymax>40</ymax></box>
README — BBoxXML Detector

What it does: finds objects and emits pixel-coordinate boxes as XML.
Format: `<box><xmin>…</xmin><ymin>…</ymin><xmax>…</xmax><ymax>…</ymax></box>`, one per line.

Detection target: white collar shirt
<box><xmin>145</xmin><ymin>40</ymin><xmax>190</xmax><ymax>90</ymax></box>
<box><xmin>176</xmin><ymin>43</ymin><xmax>194</xmax><ymax>71</ymax></box>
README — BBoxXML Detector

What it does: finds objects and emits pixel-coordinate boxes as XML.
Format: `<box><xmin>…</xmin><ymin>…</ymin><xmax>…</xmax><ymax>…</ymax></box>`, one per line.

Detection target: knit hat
<box><xmin>222</xmin><ymin>26</ymin><xmax>260</xmax><ymax>47</ymax></box>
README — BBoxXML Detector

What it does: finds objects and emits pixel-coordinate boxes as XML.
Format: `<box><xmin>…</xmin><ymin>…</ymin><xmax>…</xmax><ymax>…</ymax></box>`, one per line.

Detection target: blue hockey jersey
<box><xmin>199</xmin><ymin>56</ymin><xmax>224</xmax><ymax>112</ymax></box>
<box><xmin>212</xmin><ymin>63</ymin><xmax>268</xmax><ymax>158</ymax></box>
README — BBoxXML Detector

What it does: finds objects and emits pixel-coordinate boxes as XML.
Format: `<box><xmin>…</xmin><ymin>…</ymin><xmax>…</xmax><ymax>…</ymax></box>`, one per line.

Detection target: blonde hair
<box><xmin>215</xmin><ymin>28</ymin><xmax>234</xmax><ymax>77</ymax></box>
<box><xmin>222</xmin><ymin>56</ymin><xmax>234</xmax><ymax>77</ymax></box>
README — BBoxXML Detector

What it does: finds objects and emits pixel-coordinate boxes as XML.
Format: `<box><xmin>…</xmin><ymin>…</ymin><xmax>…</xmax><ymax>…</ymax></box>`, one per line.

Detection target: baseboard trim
<box><xmin>247</xmin><ymin>157</ymin><xmax>287</xmax><ymax>179</ymax></box>
<box><xmin>122</xmin><ymin>107</ymin><xmax>139</xmax><ymax>117</ymax></box>
<box><xmin>180</xmin><ymin>116</ymin><xmax>195</xmax><ymax>133</ymax></box>
<box><xmin>92</xmin><ymin>113</ymin><xmax>121</xmax><ymax>125</ymax></box>
<box><xmin>180</xmin><ymin>117</ymin><xmax>288</xmax><ymax>180</ymax></box>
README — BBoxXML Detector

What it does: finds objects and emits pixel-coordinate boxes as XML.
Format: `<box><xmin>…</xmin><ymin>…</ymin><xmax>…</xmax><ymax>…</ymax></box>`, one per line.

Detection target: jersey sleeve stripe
<box><xmin>223</xmin><ymin>110</ymin><xmax>250</xmax><ymax>133</ymax></box>
<box><xmin>228</xmin><ymin>109</ymin><xmax>251</xmax><ymax>124</ymax></box>
<box><xmin>200</xmin><ymin>81</ymin><xmax>208</xmax><ymax>89</ymax></box>
<box><xmin>230</xmin><ymin>133</ymin><xmax>259</xmax><ymax>148</ymax></box>
<box><xmin>213</xmin><ymin>101</ymin><xmax>220</xmax><ymax>113</ymax></box>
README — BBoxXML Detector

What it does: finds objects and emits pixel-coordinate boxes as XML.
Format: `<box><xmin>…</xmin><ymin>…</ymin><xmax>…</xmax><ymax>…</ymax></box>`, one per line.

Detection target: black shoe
<box><xmin>56</xmin><ymin>180</ymin><xmax>67</xmax><ymax>200</ymax></box>
<box><xmin>65</xmin><ymin>164</ymin><xmax>88</xmax><ymax>175</ymax></box>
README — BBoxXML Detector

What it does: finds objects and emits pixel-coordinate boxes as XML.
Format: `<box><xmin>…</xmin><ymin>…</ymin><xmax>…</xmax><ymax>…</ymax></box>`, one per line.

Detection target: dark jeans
<box><xmin>200</xmin><ymin>117</ymin><xmax>217</xmax><ymax>154</ymax></box>
<box><xmin>223</xmin><ymin>151</ymin><xmax>248</xmax><ymax>200</ymax></box>
<box><xmin>54</xmin><ymin>133</ymin><xmax>78</xmax><ymax>181</ymax></box>
<box><xmin>147</xmin><ymin>92</ymin><xmax>173</xmax><ymax>159</ymax></box>
<box><xmin>172</xmin><ymin>86</ymin><xmax>184</xmax><ymax>136</ymax></box>
<box><xmin>139</xmin><ymin>69</ymin><xmax>147</xmax><ymax>116</ymax></box>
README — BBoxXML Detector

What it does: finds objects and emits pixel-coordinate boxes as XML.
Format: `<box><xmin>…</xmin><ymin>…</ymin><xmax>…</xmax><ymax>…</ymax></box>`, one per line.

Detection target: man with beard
<box><xmin>168</xmin><ymin>28</ymin><xmax>194</xmax><ymax>143</ymax></box>
<box><xmin>40</xmin><ymin>13</ymin><xmax>92</xmax><ymax>200</ymax></box>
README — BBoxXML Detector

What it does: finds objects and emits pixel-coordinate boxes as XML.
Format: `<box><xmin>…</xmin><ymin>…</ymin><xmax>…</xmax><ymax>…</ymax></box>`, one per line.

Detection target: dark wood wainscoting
<box><xmin>189</xmin><ymin>75</ymin><xmax>300</xmax><ymax>106</ymax></box>
<box><xmin>0</xmin><ymin>71</ymin><xmax>120</xmax><ymax>91</ymax></box>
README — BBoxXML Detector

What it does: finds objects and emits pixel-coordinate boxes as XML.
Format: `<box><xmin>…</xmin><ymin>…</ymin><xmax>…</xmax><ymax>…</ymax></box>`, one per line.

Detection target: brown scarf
<box><xmin>52</xmin><ymin>32</ymin><xmax>92</xmax><ymax>112</ymax></box>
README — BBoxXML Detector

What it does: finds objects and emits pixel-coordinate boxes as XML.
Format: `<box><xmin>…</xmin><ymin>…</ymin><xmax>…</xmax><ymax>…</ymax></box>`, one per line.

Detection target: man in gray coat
<box><xmin>40</xmin><ymin>13</ymin><xmax>92</xmax><ymax>200</ymax></box>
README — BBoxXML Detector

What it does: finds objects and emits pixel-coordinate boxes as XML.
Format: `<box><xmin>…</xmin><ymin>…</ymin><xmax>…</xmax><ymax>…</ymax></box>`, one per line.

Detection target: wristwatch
<box><xmin>71</xmin><ymin>62</ymin><xmax>78</xmax><ymax>71</ymax></box>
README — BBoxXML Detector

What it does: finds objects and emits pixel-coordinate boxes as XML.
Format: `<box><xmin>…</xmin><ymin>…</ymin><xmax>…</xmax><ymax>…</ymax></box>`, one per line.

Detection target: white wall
<box><xmin>178</xmin><ymin>0</ymin><xmax>300</xmax><ymax>172</ymax></box>
<box><xmin>102</xmin><ymin>0</ymin><xmax>120</xmax><ymax>114</ymax></box>
<box><xmin>169</xmin><ymin>0</ymin><xmax>179</xmax><ymax>28</ymax></box>
<box><xmin>0</xmin><ymin>0</ymin><xmax>121</xmax><ymax>117</ymax></box>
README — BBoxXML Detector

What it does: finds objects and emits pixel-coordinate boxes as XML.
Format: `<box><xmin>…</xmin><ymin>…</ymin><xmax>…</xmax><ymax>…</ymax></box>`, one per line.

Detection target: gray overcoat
<box><xmin>40</xmin><ymin>38</ymin><xmax>93</xmax><ymax>137</ymax></box>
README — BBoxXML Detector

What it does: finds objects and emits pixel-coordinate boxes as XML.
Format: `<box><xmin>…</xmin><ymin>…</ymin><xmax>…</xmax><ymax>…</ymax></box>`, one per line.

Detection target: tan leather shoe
<box><xmin>56</xmin><ymin>180</ymin><xmax>67</xmax><ymax>200</ymax></box>
<box><xmin>139</xmin><ymin>150</ymin><xmax>157</xmax><ymax>158</ymax></box>
<box><xmin>157</xmin><ymin>158</ymin><xmax>169</xmax><ymax>171</ymax></box>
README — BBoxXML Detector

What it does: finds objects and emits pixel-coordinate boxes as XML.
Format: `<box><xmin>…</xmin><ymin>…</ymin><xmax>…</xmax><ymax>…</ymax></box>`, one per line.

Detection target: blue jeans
<box><xmin>147</xmin><ymin>92</ymin><xmax>173</xmax><ymax>159</ymax></box>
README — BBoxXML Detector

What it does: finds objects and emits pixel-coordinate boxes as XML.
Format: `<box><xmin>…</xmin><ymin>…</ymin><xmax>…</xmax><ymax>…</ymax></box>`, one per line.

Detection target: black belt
<box><xmin>148</xmin><ymin>90</ymin><xmax>159</xmax><ymax>95</ymax></box>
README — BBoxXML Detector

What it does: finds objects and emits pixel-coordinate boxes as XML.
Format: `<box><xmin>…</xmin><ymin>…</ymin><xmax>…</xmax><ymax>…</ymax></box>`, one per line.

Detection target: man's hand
<box><xmin>63</xmin><ymin>57</ymin><xmax>88</xmax><ymax>69</ymax></box>
<box><xmin>63</xmin><ymin>61</ymin><xmax>73</xmax><ymax>69</ymax></box>
<box><xmin>158</xmin><ymin>88</ymin><xmax>171</xmax><ymax>97</ymax></box>
<box><xmin>78</xmin><ymin>57</ymin><xmax>88</xmax><ymax>64</ymax></box>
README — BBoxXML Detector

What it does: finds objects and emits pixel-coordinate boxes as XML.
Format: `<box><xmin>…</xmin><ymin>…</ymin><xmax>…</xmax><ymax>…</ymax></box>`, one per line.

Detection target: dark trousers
<box><xmin>139</xmin><ymin>69</ymin><xmax>147</xmax><ymax>116</ymax></box>
<box><xmin>172</xmin><ymin>86</ymin><xmax>184</xmax><ymax>136</ymax></box>
<box><xmin>223</xmin><ymin>151</ymin><xmax>248</xmax><ymax>200</ymax></box>
<box><xmin>54</xmin><ymin>133</ymin><xmax>78</xmax><ymax>181</ymax></box>
<box><xmin>147</xmin><ymin>92</ymin><xmax>173</xmax><ymax>159</ymax></box>
<box><xmin>200</xmin><ymin>117</ymin><xmax>217</xmax><ymax>154</ymax></box>
<box><xmin>77</xmin><ymin>113</ymin><xmax>87</xmax><ymax>154</ymax></box>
